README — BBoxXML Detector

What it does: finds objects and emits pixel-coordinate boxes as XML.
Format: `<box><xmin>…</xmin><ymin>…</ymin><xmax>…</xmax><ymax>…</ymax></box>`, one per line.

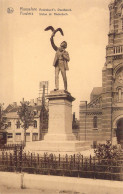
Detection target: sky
<box><xmin>0</xmin><ymin>0</ymin><xmax>111</xmax><ymax>118</ymax></box>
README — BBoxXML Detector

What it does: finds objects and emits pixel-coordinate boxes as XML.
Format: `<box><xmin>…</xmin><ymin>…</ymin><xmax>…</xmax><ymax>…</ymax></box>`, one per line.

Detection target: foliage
<box><xmin>0</xmin><ymin>104</ymin><xmax>8</xmax><ymax>130</ymax></box>
<box><xmin>0</xmin><ymin>116</ymin><xmax>7</xmax><ymax>130</ymax></box>
<box><xmin>72</xmin><ymin>120</ymin><xmax>79</xmax><ymax>129</ymax></box>
<box><xmin>94</xmin><ymin>140</ymin><xmax>121</xmax><ymax>163</ymax></box>
<box><xmin>72</xmin><ymin>112</ymin><xmax>79</xmax><ymax>130</ymax></box>
<box><xmin>17</xmin><ymin>101</ymin><xmax>35</xmax><ymax>130</ymax></box>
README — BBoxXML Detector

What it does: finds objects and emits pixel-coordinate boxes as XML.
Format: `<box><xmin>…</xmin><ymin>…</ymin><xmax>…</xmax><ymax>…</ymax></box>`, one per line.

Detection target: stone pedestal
<box><xmin>25</xmin><ymin>90</ymin><xmax>91</xmax><ymax>154</ymax></box>
<box><xmin>44</xmin><ymin>90</ymin><xmax>76</xmax><ymax>141</ymax></box>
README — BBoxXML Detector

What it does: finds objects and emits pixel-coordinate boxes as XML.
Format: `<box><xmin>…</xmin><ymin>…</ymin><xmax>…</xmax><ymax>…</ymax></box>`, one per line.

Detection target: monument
<box><xmin>25</xmin><ymin>27</ymin><xmax>90</xmax><ymax>154</ymax></box>
<box><xmin>44</xmin><ymin>26</ymin><xmax>76</xmax><ymax>142</ymax></box>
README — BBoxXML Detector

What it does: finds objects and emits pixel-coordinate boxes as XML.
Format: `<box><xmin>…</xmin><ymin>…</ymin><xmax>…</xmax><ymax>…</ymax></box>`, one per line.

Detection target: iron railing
<box><xmin>0</xmin><ymin>148</ymin><xmax>123</xmax><ymax>181</ymax></box>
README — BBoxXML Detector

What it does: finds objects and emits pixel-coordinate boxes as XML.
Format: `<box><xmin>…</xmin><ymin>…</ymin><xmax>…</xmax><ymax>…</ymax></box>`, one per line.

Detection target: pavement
<box><xmin>0</xmin><ymin>172</ymin><xmax>123</xmax><ymax>194</ymax></box>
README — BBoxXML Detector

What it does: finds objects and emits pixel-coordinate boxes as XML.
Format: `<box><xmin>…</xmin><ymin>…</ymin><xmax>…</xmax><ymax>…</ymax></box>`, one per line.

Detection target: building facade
<box><xmin>79</xmin><ymin>0</ymin><xmax>123</xmax><ymax>147</ymax></box>
<box><xmin>5</xmin><ymin>99</ymin><xmax>48</xmax><ymax>144</ymax></box>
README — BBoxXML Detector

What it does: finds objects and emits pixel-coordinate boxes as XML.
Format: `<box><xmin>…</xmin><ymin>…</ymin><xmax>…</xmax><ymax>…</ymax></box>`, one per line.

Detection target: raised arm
<box><xmin>50</xmin><ymin>35</ymin><xmax>58</xmax><ymax>51</ymax></box>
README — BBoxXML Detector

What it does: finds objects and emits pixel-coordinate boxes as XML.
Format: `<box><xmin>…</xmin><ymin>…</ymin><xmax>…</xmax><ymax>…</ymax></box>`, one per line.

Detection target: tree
<box><xmin>0</xmin><ymin>104</ymin><xmax>8</xmax><ymax>146</ymax></box>
<box><xmin>0</xmin><ymin>103</ymin><xmax>8</xmax><ymax>130</ymax></box>
<box><xmin>72</xmin><ymin>112</ymin><xmax>79</xmax><ymax>129</ymax></box>
<box><xmin>17</xmin><ymin>100</ymin><xmax>35</xmax><ymax>146</ymax></box>
<box><xmin>40</xmin><ymin>103</ymin><xmax>48</xmax><ymax>130</ymax></box>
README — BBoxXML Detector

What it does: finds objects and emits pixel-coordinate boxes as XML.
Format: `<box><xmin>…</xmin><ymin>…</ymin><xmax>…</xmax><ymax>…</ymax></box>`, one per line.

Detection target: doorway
<box><xmin>116</xmin><ymin>118</ymin><xmax>123</xmax><ymax>148</ymax></box>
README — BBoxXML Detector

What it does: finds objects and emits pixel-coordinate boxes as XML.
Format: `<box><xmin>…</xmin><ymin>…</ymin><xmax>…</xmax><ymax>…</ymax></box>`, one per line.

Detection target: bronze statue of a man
<box><xmin>50</xmin><ymin>33</ymin><xmax>70</xmax><ymax>91</ymax></box>
<box><xmin>45</xmin><ymin>26</ymin><xmax>70</xmax><ymax>91</ymax></box>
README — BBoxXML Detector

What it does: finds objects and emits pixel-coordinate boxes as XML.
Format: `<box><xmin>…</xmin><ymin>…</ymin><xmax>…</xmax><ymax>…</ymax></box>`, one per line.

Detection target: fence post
<box><xmin>6</xmin><ymin>152</ymin><xmax>8</xmax><ymax>167</ymax></box>
<box><xmin>48</xmin><ymin>155</ymin><xmax>50</xmax><ymax>175</ymax></box>
<box><xmin>10</xmin><ymin>153</ymin><xmax>12</xmax><ymax>168</ymax></box>
<box><xmin>94</xmin><ymin>157</ymin><xmax>96</xmax><ymax>179</ymax></box>
<box><xmin>59</xmin><ymin>154</ymin><xmax>60</xmax><ymax>167</ymax></box>
<box><xmin>14</xmin><ymin>145</ymin><xmax>17</xmax><ymax>171</ymax></box>
<box><xmin>21</xmin><ymin>173</ymin><xmax>24</xmax><ymax>189</ymax></box>
<box><xmin>82</xmin><ymin>155</ymin><xmax>83</xmax><ymax>169</ymax></box>
<box><xmin>81</xmin><ymin>155</ymin><xmax>83</xmax><ymax>175</ymax></box>
<box><xmin>74</xmin><ymin>154</ymin><xmax>75</xmax><ymax>168</ymax></box>
<box><xmin>19</xmin><ymin>145</ymin><xmax>23</xmax><ymax>173</ymax></box>
<box><xmin>110</xmin><ymin>158</ymin><xmax>112</xmax><ymax>181</ymax></box>
<box><xmin>31</xmin><ymin>153</ymin><xmax>32</xmax><ymax>167</ymax></box>
<box><xmin>78</xmin><ymin>155</ymin><xmax>80</xmax><ymax>178</ymax></box>
<box><xmin>2</xmin><ymin>152</ymin><xmax>4</xmax><ymax>165</ymax></box>
<box><xmin>66</xmin><ymin>154</ymin><xmax>68</xmax><ymax>170</ymax></box>
<box><xmin>37</xmin><ymin>154</ymin><xmax>39</xmax><ymax>165</ymax></box>
<box><xmin>90</xmin><ymin>155</ymin><xmax>92</xmax><ymax>165</ymax></box>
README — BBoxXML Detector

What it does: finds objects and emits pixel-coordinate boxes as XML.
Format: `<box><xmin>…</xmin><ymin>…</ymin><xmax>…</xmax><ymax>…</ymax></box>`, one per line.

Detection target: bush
<box><xmin>94</xmin><ymin>140</ymin><xmax>121</xmax><ymax>164</ymax></box>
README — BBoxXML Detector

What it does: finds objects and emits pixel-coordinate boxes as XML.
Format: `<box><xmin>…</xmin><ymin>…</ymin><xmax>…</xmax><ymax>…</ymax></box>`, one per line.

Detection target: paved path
<box><xmin>0</xmin><ymin>185</ymin><xmax>122</xmax><ymax>194</ymax></box>
<box><xmin>0</xmin><ymin>172</ymin><xmax>123</xmax><ymax>194</ymax></box>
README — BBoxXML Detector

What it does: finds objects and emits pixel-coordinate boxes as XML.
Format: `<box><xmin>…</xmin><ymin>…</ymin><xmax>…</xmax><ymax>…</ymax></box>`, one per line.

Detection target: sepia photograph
<box><xmin>0</xmin><ymin>0</ymin><xmax>123</xmax><ymax>193</ymax></box>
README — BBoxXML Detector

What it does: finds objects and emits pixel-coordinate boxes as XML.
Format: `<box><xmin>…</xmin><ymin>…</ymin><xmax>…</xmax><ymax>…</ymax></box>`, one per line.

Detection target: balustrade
<box><xmin>114</xmin><ymin>45</ymin><xmax>123</xmax><ymax>54</ymax></box>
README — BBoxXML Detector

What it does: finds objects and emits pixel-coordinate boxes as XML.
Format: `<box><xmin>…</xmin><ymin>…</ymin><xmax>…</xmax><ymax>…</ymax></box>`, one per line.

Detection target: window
<box><xmin>32</xmin><ymin>133</ymin><xmax>38</xmax><ymax>141</ymax></box>
<box><xmin>16</xmin><ymin>120</ymin><xmax>21</xmax><ymax>129</ymax></box>
<box><xmin>7</xmin><ymin>133</ymin><xmax>13</xmax><ymax>138</ymax></box>
<box><xmin>33</xmin><ymin>120</ymin><xmax>37</xmax><ymax>128</ymax></box>
<box><xmin>26</xmin><ymin>133</ymin><xmax>30</xmax><ymax>136</ymax></box>
<box><xmin>118</xmin><ymin>88</ymin><xmax>122</xmax><ymax>101</ymax></box>
<box><xmin>110</xmin><ymin>12</ymin><xmax>111</xmax><ymax>25</ymax></box>
<box><xmin>7</xmin><ymin>133</ymin><xmax>13</xmax><ymax>142</ymax></box>
<box><xmin>15</xmin><ymin>133</ymin><xmax>21</xmax><ymax>141</ymax></box>
<box><xmin>93</xmin><ymin>116</ymin><xmax>98</xmax><ymax>129</ymax></box>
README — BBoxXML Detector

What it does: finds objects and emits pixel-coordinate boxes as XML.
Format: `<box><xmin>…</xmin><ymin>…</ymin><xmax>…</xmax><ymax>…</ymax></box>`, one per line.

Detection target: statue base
<box><xmin>44</xmin><ymin>90</ymin><xmax>76</xmax><ymax>141</ymax></box>
<box><xmin>25</xmin><ymin>90</ymin><xmax>91</xmax><ymax>154</ymax></box>
<box><xmin>25</xmin><ymin>140</ymin><xmax>91</xmax><ymax>154</ymax></box>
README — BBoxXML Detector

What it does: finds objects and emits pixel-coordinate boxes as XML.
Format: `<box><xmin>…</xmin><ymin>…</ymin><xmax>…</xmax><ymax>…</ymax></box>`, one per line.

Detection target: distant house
<box><xmin>4</xmin><ymin>99</ymin><xmax>48</xmax><ymax>144</ymax></box>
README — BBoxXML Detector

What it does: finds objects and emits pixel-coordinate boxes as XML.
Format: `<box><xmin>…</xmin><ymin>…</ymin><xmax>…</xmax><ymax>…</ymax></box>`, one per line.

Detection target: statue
<box><xmin>44</xmin><ymin>26</ymin><xmax>70</xmax><ymax>91</ymax></box>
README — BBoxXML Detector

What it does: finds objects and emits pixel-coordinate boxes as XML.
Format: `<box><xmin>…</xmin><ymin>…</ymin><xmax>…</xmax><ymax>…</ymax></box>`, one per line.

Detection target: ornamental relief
<box><xmin>88</xmin><ymin>97</ymin><xmax>102</xmax><ymax>109</ymax></box>
<box><xmin>87</xmin><ymin>112</ymin><xmax>102</xmax><ymax>116</ymax></box>
<box><xmin>113</xmin><ymin>55</ymin><xmax>123</xmax><ymax>60</ymax></box>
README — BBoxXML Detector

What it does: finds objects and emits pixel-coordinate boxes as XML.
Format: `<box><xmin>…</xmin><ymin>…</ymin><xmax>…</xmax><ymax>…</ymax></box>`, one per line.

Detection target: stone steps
<box><xmin>25</xmin><ymin>140</ymin><xmax>92</xmax><ymax>154</ymax></box>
